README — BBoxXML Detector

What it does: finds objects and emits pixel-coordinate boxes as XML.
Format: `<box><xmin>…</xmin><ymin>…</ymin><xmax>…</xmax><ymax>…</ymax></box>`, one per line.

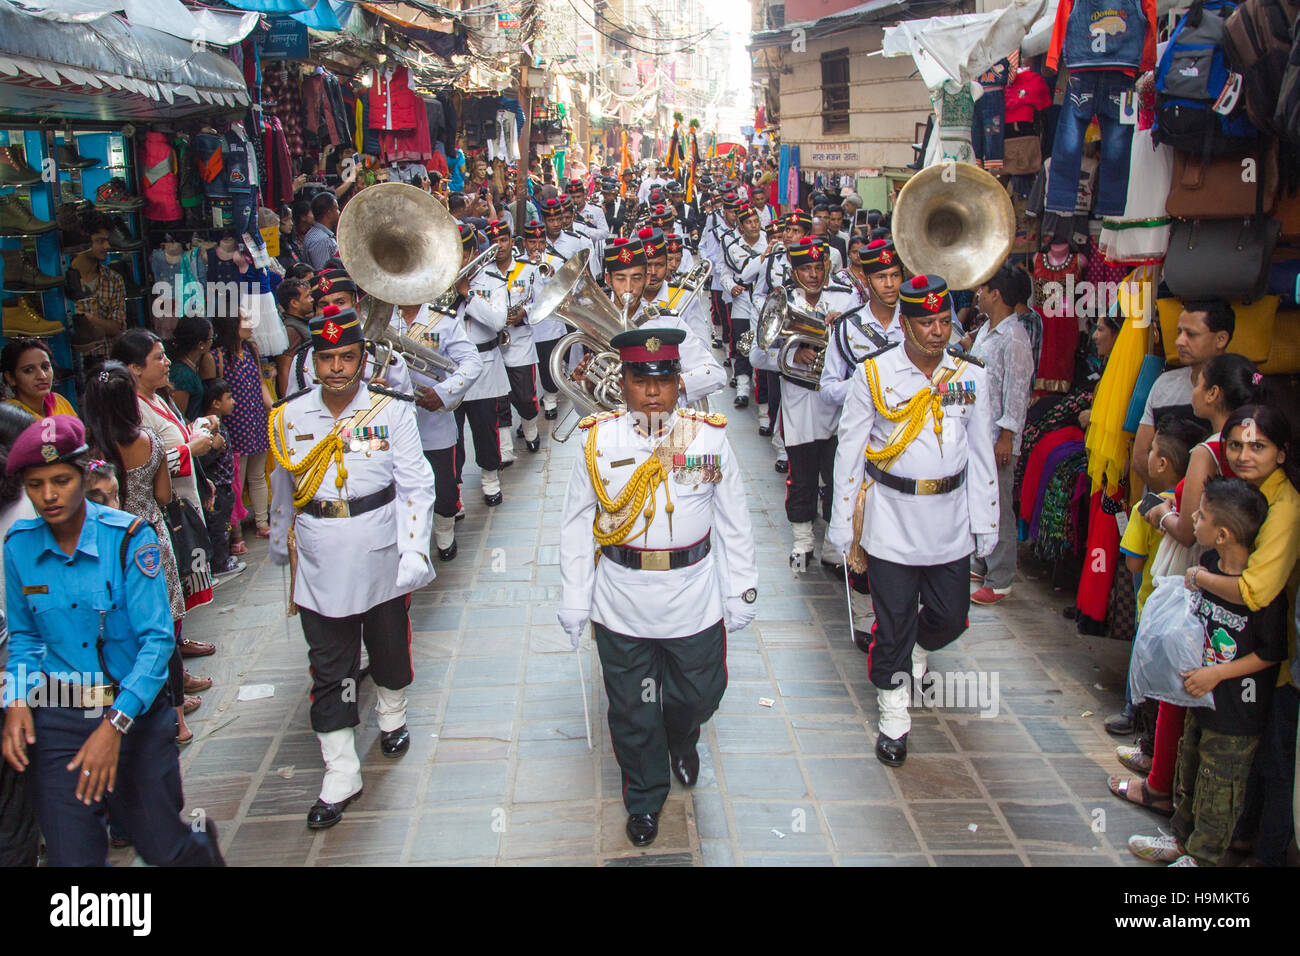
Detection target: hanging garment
<box><xmin>368</xmin><ymin>66</ymin><xmax>418</xmax><ymax>131</ymax></box>
<box><xmin>936</xmin><ymin>80</ymin><xmax>978</xmax><ymax>164</ymax></box>
<box><xmin>1097</xmin><ymin>126</ymin><xmax>1173</xmax><ymax>265</ymax></box>
<box><xmin>263</xmin><ymin>116</ymin><xmax>294</xmax><ymax>208</ymax></box>
<box><xmin>379</xmin><ymin>97</ymin><xmax>433</xmax><ymax>163</ymax></box>
<box><xmin>142</xmin><ymin>131</ymin><xmax>182</xmax><ymax>222</ymax></box>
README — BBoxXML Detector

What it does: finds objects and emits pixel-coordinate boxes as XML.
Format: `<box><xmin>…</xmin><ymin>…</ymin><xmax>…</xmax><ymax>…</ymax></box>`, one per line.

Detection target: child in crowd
<box><xmin>1111</xmin><ymin>416</ymin><xmax>1208</xmax><ymax>791</ymax></box>
<box><xmin>83</xmin><ymin>460</ymin><xmax>120</xmax><ymax>509</ymax></box>
<box><xmin>1129</xmin><ymin>477</ymin><xmax>1288</xmax><ymax>866</ymax></box>
<box><xmin>199</xmin><ymin>379</ymin><xmax>244</xmax><ymax>578</ymax></box>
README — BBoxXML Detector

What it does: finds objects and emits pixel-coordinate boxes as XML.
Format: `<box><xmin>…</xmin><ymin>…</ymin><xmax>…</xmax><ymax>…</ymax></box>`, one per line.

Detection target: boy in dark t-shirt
<box><xmin>1128</xmin><ymin>477</ymin><xmax>1287</xmax><ymax>866</ymax></box>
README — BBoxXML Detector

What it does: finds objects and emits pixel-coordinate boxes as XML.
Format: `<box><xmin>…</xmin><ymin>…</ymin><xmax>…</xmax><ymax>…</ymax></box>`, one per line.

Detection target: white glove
<box><xmin>825</xmin><ymin>526</ymin><xmax>853</xmax><ymax>561</ymax></box>
<box><xmin>395</xmin><ymin>552</ymin><xmax>431</xmax><ymax>591</ymax></box>
<box><xmin>975</xmin><ymin>533</ymin><xmax>997</xmax><ymax>559</ymax></box>
<box><xmin>724</xmin><ymin>596</ymin><xmax>756</xmax><ymax>632</ymax></box>
<box><xmin>557</xmin><ymin>608</ymin><xmax>589</xmax><ymax>649</ymax></box>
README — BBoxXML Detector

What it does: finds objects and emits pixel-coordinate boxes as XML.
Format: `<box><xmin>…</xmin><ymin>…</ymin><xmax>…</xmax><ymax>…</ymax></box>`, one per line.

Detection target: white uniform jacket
<box><xmin>269</xmin><ymin>384</ymin><xmax>436</xmax><ymax>617</ymax></box>
<box><xmin>828</xmin><ymin>342</ymin><xmax>999</xmax><ymax>566</ymax></box>
<box><xmin>559</xmin><ymin>409</ymin><xmax>757</xmax><ymax>638</ymax></box>
<box><xmin>653</xmin><ymin>282</ymin><xmax>712</xmax><ymax>346</ymax></box>
<box><xmin>577</xmin><ymin>203</ymin><xmax>610</xmax><ymax>240</ymax></box>
<box><xmin>751</xmin><ymin>284</ymin><xmax>857</xmax><ymax>445</ymax></box>
<box><xmin>721</xmin><ymin>233</ymin><xmax>767</xmax><ymax>322</ymax></box>
<box><xmin>480</xmin><ymin>257</ymin><xmax>541</xmax><ymax>368</ymax></box>
<box><xmin>819</xmin><ymin>301</ymin><xmax>902</xmax><ymax>408</ymax></box>
<box><xmin>388</xmin><ymin>303</ymin><xmax>482</xmax><ymax>450</ymax></box>
<box><xmin>463</xmin><ymin>275</ymin><xmax>511</xmax><ymax>402</ymax></box>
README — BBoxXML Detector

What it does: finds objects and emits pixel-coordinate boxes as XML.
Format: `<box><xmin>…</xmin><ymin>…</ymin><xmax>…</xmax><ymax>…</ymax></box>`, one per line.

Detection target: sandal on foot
<box><xmin>230</xmin><ymin>540</ymin><xmax>248</xmax><ymax>556</ymax></box>
<box><xmin>179</xmin><ymin>639</ymin><xmax>215</xmax><ymax>658</ymax></box>
<box><xmin>1116</xmin><ymin>744</ymin><xmax>1154</xmax><ymax>775</ymax></box>
<box><xmin>182</xmin><ymin>694</ymin><xmax>201</xmax><ymax>715</ymax></box>
<box><xmin>1108</xmin><ymin>774</ymin><xmax>1172</xmax><ymax>815</ymax></box>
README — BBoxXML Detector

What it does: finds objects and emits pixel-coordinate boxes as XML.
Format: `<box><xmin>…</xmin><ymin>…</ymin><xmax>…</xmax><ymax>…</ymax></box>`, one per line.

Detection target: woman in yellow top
<box><xmin>2</xmin><ymin>338</ymin><xmax>77</xmax><ymax>418</ymax></box>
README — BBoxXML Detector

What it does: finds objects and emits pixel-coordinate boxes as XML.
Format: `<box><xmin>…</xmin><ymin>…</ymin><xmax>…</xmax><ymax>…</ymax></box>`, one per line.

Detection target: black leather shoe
<box><xmin>381</xmin><ymin>725</ymin><xmax>410</xmax><ymax>757</ymax></box>
<box><xmin>774</xmin><ymin>459</ymin><xmax>788</xmax><ymax>474</ymax></box>
<box><xmin>484</xmin><ymin>492</ymin><xmax>503</xmax><ymax>507</ymax></box>
<box><xmin>670</xmin><ymin>748</ymin><xmax>699</xmax><ymax>787</ymax></box>
<box><xmin>852</xmin><ymin>629</ymin><xmax>872</xmax><ymax>654</ymax></box>
<box><xmin>526</xmin><ymin>438</ymin><xmax>540</xmax><ymax>452</ymax></box>
<box><xmin>728</xmin><ymin>376</ymin><xmax>737</xmax><ymax>388</ymax></box>
<box><xmin>544</xmin><ymin>407</ymin><xmax>558</xmax><ymax>420</ymax></box>
<box><xmin>626</xmin><ymin>812</ymin><xmax>659</xmax><ymax>847</ymax></box>
<box><xmin>734</xmin><ymin>394</ymin><xmax>749</xmax><ymax>409</ymax></box>
<box><xmin>1105</xmin><ymin>704</ymin><xmax>1136</xmax><ymax>736</ymax></box>
<box><xmin>875</xmin><ymin>733</ymin><xmax>908</xmax><ymax>767</ymax></box>
<box><xmin>758</xmin><ymin>424</ymin><xmax>774</xmax><ymax>437</ymax></box>
<box><xmin>307</xmin><ymin>788</ymin><xmax>362</xmax><ymax>829</ymax></box>
<box><xmin>515</xmin><ymin>425</ymin><xmax>525</xmax><ymax>438</ymax></box>
<box><xmin>500</xmin><ymin>459</ymin><xmax>514</xmax><ymax>469</ymax></box>
<box><xmin>711</xmin><ymin>338</ymin><xmax>723</xmax><ymax>349</ymax></box>
<box><xmin>438</xmin><ymin>541</ymin><xmax>458</xmax><ymax>562</ymax></box>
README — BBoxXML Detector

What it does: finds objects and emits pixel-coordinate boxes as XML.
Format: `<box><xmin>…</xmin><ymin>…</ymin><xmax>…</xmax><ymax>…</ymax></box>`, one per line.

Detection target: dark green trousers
<box><xmin>594</xmin><ymin>619</ymin><xmax>727</xmax><ymax>814</ymax></box>
<box><xmin>1171</xmin><ymin>708</ymin><xmax>1259</xmax><ymax>866</ymax></box>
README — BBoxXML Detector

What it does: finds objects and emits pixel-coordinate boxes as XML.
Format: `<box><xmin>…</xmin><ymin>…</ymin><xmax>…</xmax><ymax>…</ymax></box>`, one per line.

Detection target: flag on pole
<box><xmin>619</xmin><ymin>130</ymin><xmax>631</xmax><ymax>196</ymax></box>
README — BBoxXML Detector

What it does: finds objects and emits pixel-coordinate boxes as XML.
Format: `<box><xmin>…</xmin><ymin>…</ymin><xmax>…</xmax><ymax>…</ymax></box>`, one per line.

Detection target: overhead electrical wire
<box><xmin>560</xmin><ymin>0</ymin><xmax>722</xmax><ymax>57</ymax></box>
<box><xmin>571</xmin><ymin>0</ymin><xmax>718</xmax><ymax>45</ymax></box>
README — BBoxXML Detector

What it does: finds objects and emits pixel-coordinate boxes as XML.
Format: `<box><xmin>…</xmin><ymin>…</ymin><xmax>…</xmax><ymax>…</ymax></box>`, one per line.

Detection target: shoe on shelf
<box><xmin>971</xmin><ymin>586</ymin><xmax>1010</xmax><ymax>606</ymax></box>
<box><xmin>2</xmin><ymin>299</ymin><xmax>63</xmax><ymax>338</ymax></box>
<box><xmin>106</xmin><ymin>215</ymin><xmax>142</xmax><ymax>251</ymax></box>
<box><xmin>58</xmin><ymin>181</ymin><xmax>92</xmax><ymax>210</ymax></box>
<box><xmin>0</xmin><ymin>195</ymin><xmax>58</xmax><ymax>237</ymax></box>
<box><xmin>1</xmin><ymin>250</ymin><xmax>63</xmax><ymax>292</ymax></box>
<box><xmin>0</xmin><ymin>145</ymin><xmax>41</xmax><ymax>186</ymax></box>
<box><xmin>57</xmin><ymin>142</ymin><xmax>99</xmax><ymax>169</ymax></box>
<box><xmin>95</xmin><ymin>177</ymin><xmax>145</xmax><ymax>211</ymax></box>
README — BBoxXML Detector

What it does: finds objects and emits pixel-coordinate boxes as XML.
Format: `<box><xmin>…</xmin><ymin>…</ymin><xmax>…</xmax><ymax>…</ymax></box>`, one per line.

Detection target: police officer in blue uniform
<box><xmin>1</xmin><ymin>415</ymin><xmax>224</xmax><ymax>866</ymax></box>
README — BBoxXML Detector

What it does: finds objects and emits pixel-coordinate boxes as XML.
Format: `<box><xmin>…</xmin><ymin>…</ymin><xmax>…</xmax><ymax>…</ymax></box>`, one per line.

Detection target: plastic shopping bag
<box><xmin>1128</xmin><ymin>575</ymin><xmax>1215</xmax><ymax>710</ymax></box>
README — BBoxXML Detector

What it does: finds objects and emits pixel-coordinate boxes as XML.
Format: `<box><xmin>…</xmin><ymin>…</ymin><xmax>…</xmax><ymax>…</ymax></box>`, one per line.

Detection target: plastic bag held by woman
<box><xmin>1128</xmin><ymin>575</ymin><xmax>1216</xmax><ymax>710</ymax></box>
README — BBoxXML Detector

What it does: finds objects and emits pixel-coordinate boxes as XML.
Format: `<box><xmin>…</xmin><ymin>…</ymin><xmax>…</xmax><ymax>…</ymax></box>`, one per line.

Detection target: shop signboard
<box><xmin>264</xmin><ymin>17</ymin><xmax>308</xmax><ymax>60</ymax></box>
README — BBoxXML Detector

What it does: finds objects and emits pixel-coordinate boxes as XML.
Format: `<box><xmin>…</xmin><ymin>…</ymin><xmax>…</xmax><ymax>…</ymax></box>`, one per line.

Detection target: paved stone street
<box><xmin>122</xmin><ymin>390</ymin><xmax>1167</xmax><ymax>867</ymax></box>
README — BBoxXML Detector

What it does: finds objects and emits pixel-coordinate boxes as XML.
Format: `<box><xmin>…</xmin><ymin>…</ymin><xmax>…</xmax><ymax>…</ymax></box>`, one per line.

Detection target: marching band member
<box><xmin>560</xmin><ymin>196</ymin><xmax>603</xmax><ymax>282</ymax></box>
<box><xmin>819</xmin><ymin>239</ymin><xmax>905</xmax><ymax>409</ymax></box>
<box><xmin>539</xmin><ymin>197</ymin><xmax>588</xmax><ymax>273</ymax></box>
<box><xmin>268</xmin><ymin>306</ymin><xmax>436</xmax><ymax>827</ymax></box>
<box><xmin>750</xmin><ymin>237</ymin><xmax>857</xmax><ymax>572</ymax></box>
<box><xmin>567</xmin><ymin>178</ymin><xmax>609</xmax><ymax>240</ymax></box>
<box><xmin>389</xmin><ymin>289</ymin><xmax>482</xmax><ymax>562</ymax></box>
<box><xmin>826</xmin><ymin>275</ymin><xmax>997</xmax><ymax>767</ymax></box>
<box><xmin>521</xmin><ymin>219</ymin><xmax>567</xmax><ymax>420</ymax></box>
<box><xmin>558</xmin><ymin>327</ymin><xmax>757</xmax><ymax>847</ymax></box>
<box><xmin>649</xmin><ymin>204</ymin><xmax>694</xmax><ymax>273</ymax></box>
<box><xmin>644</xmin><ymin>229</ymin><xmax>711</xmax><ymax>347</ymax></box>
<box><xmin>721</xmin><ymin>203</ymin><xmax>767</xmax><ymax>409</ymax></box>
<box><xmin>459</xmin><ymin>223</ymin><xmax>510</xmax><ymax>507</ymax></box>
<box><xmin>616</xmin><ymin>233</ymin><xmax>725</xmax><ymax>406</ymax></box>
<box><xmin>292</xmin><ymin>266</ymin><xmax>413</xmax><ymax>394</ymax></box>
<box><xmin>699</xmin><ymin>191</ymin><xmax>739</xmax><ymax>351</ymax></box>
<box><xmin>599</xmin><ymin>177</ymin><xmax>632</xmax><ymax>237</ymax></box>
<box><xmin>481</xmin><ymin>220</ymin><xmax>543</xmax><ymax>463</ymax></box>
<box><xmin>752</xmin><ymin>218</ymin><xmax>786</xmax><ymax>434</ymax></box>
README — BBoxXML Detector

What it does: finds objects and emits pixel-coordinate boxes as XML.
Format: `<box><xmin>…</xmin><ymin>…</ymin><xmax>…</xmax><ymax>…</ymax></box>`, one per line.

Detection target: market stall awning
<box><xmin>0</xmin><ymin>0</ymin><xmax>253</xmax><ymax>121</ymax></box>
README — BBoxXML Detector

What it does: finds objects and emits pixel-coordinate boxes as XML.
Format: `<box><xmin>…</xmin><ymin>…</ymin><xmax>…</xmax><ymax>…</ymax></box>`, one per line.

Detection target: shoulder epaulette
<box><xmin>273</xmin><ymin>387</ymin><xmax>311</xmax><ymax>409</ymax></box>
<box><xmin>368</xmin><ymin>382</ymin><xmax>416</xmax><ymax>402</ymax></box>
<box><xmin>863</xmin><ymin>341</ymin><xmax>900</xmax><ymax>362</ymax></box>
<box><xmin>682</xmin><ymin>408</ymin><xmax>727</xmax><ymax>427</ymax></box>
<box><xmin>947</xmin><ymin>345</ymin><xmax>985</xmax><ymax>368</ymax></box>
<box><xmin>825</xmin><ymin>283</ymin><xmax>853</xmax><ymax>293</ymax></box>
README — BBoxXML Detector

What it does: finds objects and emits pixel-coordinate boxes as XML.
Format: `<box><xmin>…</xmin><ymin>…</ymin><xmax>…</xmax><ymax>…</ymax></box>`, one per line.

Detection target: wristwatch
<box><xmin>742</xmin><ymin>587</ymin><xmax>758</xmax><ymax>604</ymax></box>
<box><xmin>106</xmin><ymin>708</ymin><xmax>133</xmax><ymax>735</ymax></box>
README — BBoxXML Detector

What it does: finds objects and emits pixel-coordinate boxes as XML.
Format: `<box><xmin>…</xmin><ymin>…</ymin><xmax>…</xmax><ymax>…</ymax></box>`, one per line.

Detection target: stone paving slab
<box><xmin>134</xmin><ymin>375</ymin><xmax>1165</xmax><ymax>868</ymax></box>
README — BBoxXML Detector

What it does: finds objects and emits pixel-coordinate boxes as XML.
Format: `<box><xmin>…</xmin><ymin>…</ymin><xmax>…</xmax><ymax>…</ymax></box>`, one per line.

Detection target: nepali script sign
<box><xmin>806</xmin><ymin>143</ymin><xmax>862</xmax><ymax>166</ymax></box>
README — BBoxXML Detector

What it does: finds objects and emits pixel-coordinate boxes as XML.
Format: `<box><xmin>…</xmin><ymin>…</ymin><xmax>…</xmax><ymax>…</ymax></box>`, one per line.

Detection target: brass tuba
<box><xmin>336</xmin><ymin>182</ymin><xmax>466</xmax><ymax>388</ymax></box>
<box><xmin>528</xmin><ymin>249</ymin><xmax>629</xmax><ymax>442</ymax></box>
<box><xmin>891</xmin><ymin>162</ymin><xmax>1015</xmax><ymax>291</ymax></box>
<box><xmin>756</xmin><ymin>289</ymin><xmax>830</xmax><ymax>386</ymax></box>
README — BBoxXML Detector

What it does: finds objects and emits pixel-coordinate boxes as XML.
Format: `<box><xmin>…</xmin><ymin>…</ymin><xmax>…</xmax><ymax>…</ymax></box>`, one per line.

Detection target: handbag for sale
<box><xmin>1165</xmin><ymin>143</ymin><xmax>1277</xmax><ymax>219</ymax></box>
<box><xmin>1163</xmin><ymin>215</ymin><xmax>1281</xmax><ymax>301</ymax></box>
<box><xmin>1001</xmin><ymin>135</ymin><xmax>1042</xmax><ymax>176</ymax></box>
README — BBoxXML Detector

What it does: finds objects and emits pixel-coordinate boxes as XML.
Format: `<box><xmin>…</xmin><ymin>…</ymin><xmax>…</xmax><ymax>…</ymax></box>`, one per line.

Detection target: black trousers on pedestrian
<box><xmin>298</xmin><ymin>594</ymin><xmax>413</xmax><ymax>733</ymax></box>
<box><xmin>785</xmin><ymin>436</ymin><xmax>837</xmax><ymax>524</ymax></box>
<box><xmin>496</xmin><ymin>363</ymin><xmax>539</xmax><ymax>427</ymax></box>
<box><xmin>731</xmin><ymin>316</ymin><xmax>753</xmax><ymax>375</ymax></box>
<box><xmin>1232</xmin><ymin>682</ymin><xmax>1298</xmax><ymax>864</ymax></box>
<box><xmin>535</xmin><ymin>337</ymin><xmax>560</xmax><ymax>395</ymax></box>
<box><xmin>0</xmin><ymin>733</ymin><xmax>38</xmax><ymax>866</ymax></box>
<box><xmin>863</xmin><ymin>553</ymin><xmax>970</xmax><ymax>689</ymax></box>
<box><xmin>204</xmin><ymin>482</ymin><xmax>235</xmax><ymax>570</ymax></box>
<box><xmin>30</xmin><ymin>696</ymin><xmax>223</xmax><ymax>866</ymax></box>
<box><xmin>454</xmin><ymin>396</ymin><xmax>502</xmax><ymax>478</ymax></box>
<box><xmin>424</xmin><ymin>447</ymin><xmax>459</xmax><ymax>518</ymax></box>
<box><xmin>594</xmin><ymin>619</ymin><xmax>728</xmax><ymax>814</ymax></box>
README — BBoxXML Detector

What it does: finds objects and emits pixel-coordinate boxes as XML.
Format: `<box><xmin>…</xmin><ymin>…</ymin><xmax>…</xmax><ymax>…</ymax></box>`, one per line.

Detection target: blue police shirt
<box><xmin>3</xmin><ymin>501</ymin><xmax>174</xmax><ymax>719</ymax></box>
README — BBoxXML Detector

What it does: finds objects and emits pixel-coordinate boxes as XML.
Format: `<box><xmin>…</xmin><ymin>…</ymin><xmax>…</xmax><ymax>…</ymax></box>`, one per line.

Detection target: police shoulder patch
<box><xmin>134</xmin><ymin>544</ymin><xmax>163</xmax><ymax>578</ymax></box>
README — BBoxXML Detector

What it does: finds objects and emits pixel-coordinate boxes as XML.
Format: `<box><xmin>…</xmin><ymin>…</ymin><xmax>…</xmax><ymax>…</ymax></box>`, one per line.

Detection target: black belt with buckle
<box><xmin>475</xmin><ymin>331</ymin><xmax>509</xmax><ymax>353</ymax></box>
<box><xmin>302</xmin><ymin>482</ymin><xmax>396</xmax><ymax>519</ymax></box>
<box><xmin>865</xmin><ymin>461</ymin><xmax>966</xmax><ymax>495</ymax></box>
<box><xmin>601</xmin><ymin>534</ymin><xmax>711</xmax><ymax>571</ymax></box>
